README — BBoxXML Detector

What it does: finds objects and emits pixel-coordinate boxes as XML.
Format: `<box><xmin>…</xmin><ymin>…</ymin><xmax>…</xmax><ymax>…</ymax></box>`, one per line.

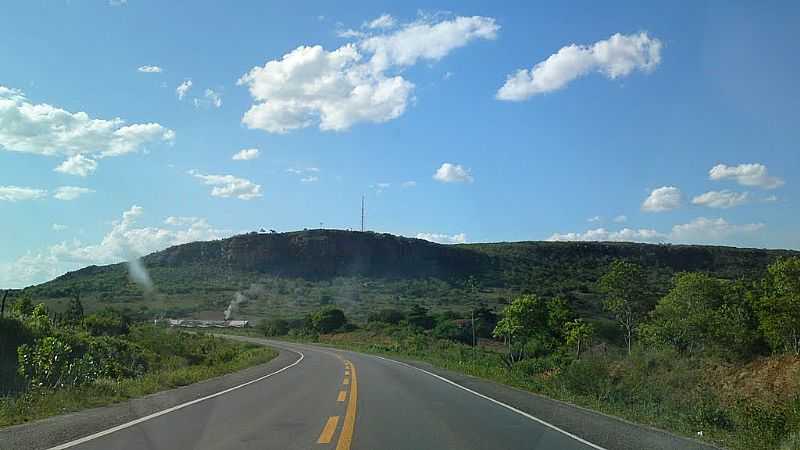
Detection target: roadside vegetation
<box><xmin>0</xmin><ymin>297</ymin><xmax>277</xmax><ymax>427</ymax></box>
<box><xmin>259</xmin><ymin>257</ymin><xmax>800</xmax><ymax>450</ymax></box>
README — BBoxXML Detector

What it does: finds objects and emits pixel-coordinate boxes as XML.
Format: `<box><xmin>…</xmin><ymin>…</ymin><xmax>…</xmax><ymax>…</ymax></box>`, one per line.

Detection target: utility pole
<box><xmin>361</xmin><ymin>195</ymin><xmax>365</xmax><ymax>232</ymax></box>
<box><xmin>0</xmin><ymin>290</ymin><xmax>8</xmax><ymax>319</ymax></box>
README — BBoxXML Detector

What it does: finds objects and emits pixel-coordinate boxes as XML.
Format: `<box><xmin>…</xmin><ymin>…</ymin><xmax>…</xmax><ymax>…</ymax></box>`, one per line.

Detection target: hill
<box><xmin>17</xmin><ymin>229</ymin><xmax>800</xmax><ymax>322</ymax></box>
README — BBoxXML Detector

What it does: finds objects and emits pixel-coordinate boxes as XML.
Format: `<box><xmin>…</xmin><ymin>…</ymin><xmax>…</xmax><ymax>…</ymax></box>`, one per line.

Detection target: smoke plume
<box><xmin>224</xmin><ymin>292</ymin><xmax>247</xmax><ymax>320</ymax></box>
<box><xmin>127</xmin><ymin>256</ymin><xmax>154</xmax><ymax>294</ymax></box>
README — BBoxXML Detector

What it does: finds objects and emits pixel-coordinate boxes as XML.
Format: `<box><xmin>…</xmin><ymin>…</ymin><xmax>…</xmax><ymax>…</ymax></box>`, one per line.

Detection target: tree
<box><xmin>492</xmin><ymin>295</ymin><xmax>548</xmax><ymax>363</ymax></box>
<box><xmin>640</xmin><ymin>273</ymin><xmax>758</xmax><ymax>358</ymax></box>
<box><xmin>11</xmin><ymin>295</ymin><xmax>33</xmax><ymax>318</ymax></box>
<box><xmin>407</xmin><ymin>304</ymin><xmax>434</xmax><ymax>329</ymax></box>
<box><xmin>755</xmin><ymin>257</ymin><xmax>800</xmax><ymax>355</ymax></box>
<box><xmin>310</xmin><ymin>307</ymin><xmax>347</xmax><ymax>334</ymax></box>
<box><xmin>258</xmin><ymin>318</ymin><xmax>289</xmax><ymax>336</ymax></box>
<box><xmin>564</xmin><ymin>319</ymin><xmax>594</xmax><ymax>359</ymax></box>
<box><xmin>65</xmin><ymin>293</ymin><xmax>84</xmax><ymax>324</ymax></box>
<box><xmin>598</xmin><ymin>260</ymin><xmax>647</xmax><ymax>355</ymax></box>
<box><xmin>367</xmin><ymin>309</ymin><xmax>405</xmax><ymax>325</ymax></box>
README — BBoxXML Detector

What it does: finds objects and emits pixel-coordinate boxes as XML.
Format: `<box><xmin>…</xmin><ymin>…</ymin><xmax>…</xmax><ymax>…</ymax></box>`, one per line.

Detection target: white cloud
<box><xmin>588</xmin><ymin>216</ymin><xmax>602</xmax><ymax>223</ymax></box>
<box><xmin>52</xmin><ymin>224</ymin><xmax>67</xmax><ymax>231</ymax></box>
<box><xmin>238</xmin><ymin>15</ymin><xmax>497</xmax><ymax>133</ymax></box>
<box><xmin>232</xmin><ymin>148</ymin><xmax>260</xmax><ymax>160</ymax></box>
<box><xmin>433</xmin><ymin>162</ymin><xmax>473</xmax><ymax>183</ymax></box>
<box><xmin>691</xmin><ymin>190</ymin><xmax>749</xmax><ymax>209</ymax></box>
<box><xmin>176</xmin><ymin>80</ymin><xmax>192</xmax><ymax>100</ymax></box>
<box><xmin>670</xmin><ymin>217</ymin><xmax>764</xmax><ymax>243</ymax></box>
<box><xmin>137</xmin><ymin>65</ymin><xmax>163</xmax><ymax>73</ymax></box>
<box><xmin>497</xmin><ymin>32</ymin><xmax>662</xmax><ymax>101</ymax></box>
<box><xmin>286</xmin><ymin>167</ymin><xmax>320</xmax><ymax>175</ymax></box>
<box><xmin>401</xmin><ymin>180</ymin><xmax>417</xmax><ymax>188</ymax></box>
<box><xmin>164</xmin><ymin>216</ymin><xmax>199</xmax><ymax>226</ymax></box>
<box><xmin>709</xmin><ymin>163</ymin><xmax>784</xmax><ymax>189</ymax></box>
<box><xmin>109</xmin><ymin>0</ymin><xmax>127</xmax><ymax>6</ymax></box>
<box><xmin>0</xmin><ymin>206</ymin><xmax>229</xmax><ymax>288</ymax></box>
<box><xmin>548</xmin><ymin>217</ymin><xmax>764</xmax><ymax>246</ymax></box>
<box><xmin>365</xmin><ymin>14</ymin><xmax>396</xmax><ymax>30</ymax></box>
<box><xmin>416</xmin><ymin>232</ymin><xmax>467</xmax><ymax>244</ymax></box>
<box><xmin>642</xmin><ymin>186</ymin><xmax>681</xmax><ymax>212</ymax></box>
<box><xmin>613</xmin><ymin>215</ymin><xmax>628</xmax><ymax>223</ymax></box>
<box><xmin>202</xmin><ymin>88</ymin><xmax>222</xmax><ymax>108</ymax></box>
<box><xmin>763</xmin><ymin>195</ymin><xmax>778</xmax><ymax>203</ymax></box>
<box><xmin>548</xmin><ymin>228</ymin><xmax>665</xmax><ymax>243</ymax></box>
<box><xmin>337</xmin><ymin>29</ymin><xmax>367</xmax><ymax>39</ymax></box>
<box><xmin>301</xmin><ymin>176</ymin><xmax>319</xmax><ymax>183</ymax></box>
<box><xmin>443</xmin><ymin>71</ymin><xmax>454</xmax><ymax>80</ymax></box>
<box><xmin>188</xmin><ymin>170</ymin><xmax>262</xmax><ymax>200</ymax></box>
<box><xmin>361</xmin><ymin>15</ymin><xmax>499</xmax><ymax>72</ymax></box>
<box><xmin>0</xmin><ymin>185</ymin><xmax>47</xmax><ymax>202</ymax></box>
<box><xmin>0</xmin><ymin>86</ymin><xmax>175</xmax><ymax>173</ymax></box>
<box><xmin>54</xmin><ymin>154</ymin><xmax>98</xmax><ymax>177</ymax></box>
<box><xmin>53</xmin><ymin>186</ymin><xmax>94</xmax><ymax>201</ymax></box>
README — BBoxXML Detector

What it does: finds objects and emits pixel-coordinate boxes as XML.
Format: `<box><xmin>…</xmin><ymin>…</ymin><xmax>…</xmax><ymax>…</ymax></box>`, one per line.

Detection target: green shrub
<box><xmin>557</xmin><ymin>357</ymin><xmax>610</xmax><ymax>397</ymax></box>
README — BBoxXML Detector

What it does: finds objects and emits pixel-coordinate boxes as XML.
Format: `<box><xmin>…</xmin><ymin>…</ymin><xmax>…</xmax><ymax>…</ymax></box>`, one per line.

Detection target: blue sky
<box><xmin>1</xmin><ymin>0</ymin><xmax>798</xmax><ymax>288</ymax></box>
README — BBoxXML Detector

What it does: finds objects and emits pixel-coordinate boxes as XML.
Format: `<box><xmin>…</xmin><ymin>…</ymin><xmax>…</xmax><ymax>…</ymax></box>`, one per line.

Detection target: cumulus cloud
<box><xmin>53</xmin><ymin>186</ymin><xmax>94</xmax><ymax>201</ymax></box>
<box><xmin>416</xmin><ymin>232</ymin><xmax>467</xmax><ymax>244</ymax></box>
<box><xmin>548</xmin><ymin>228</ymin><xmax>665</xmax><ymax>243</ymax></box>
<box><xmin>588</xmin><ymin>216</ymin><xmax>602</xmax><ymax>223</ymax></box>
<box><xmin>548</xmin><ymin>217</ymin><xmax>763</xmax><ymax>245</ymax></box>
<box><xmin>232</xmin><ymin>148</ymin><xmax>260</xmax><ymax>160</ymax></box>
<box><xmin>194</xmin><ymin>88</ymin><xmax>222</xmax><ymax>108</ymax></box>
<box><xmin>709</xmin><ymin>163</ymin><xmax>784</xmax><ymax>189</ymax></box>
<box><xmin>0</xmin><ymin>206</ymin><xmax>229</xmax><ymax>288</ymax></box>
<box><xmin>176</xmin><ymin>80</ymin><xmax>192</xmax><ymax>100</ymax></box>
<box><xmin>691</xmin><ymin>190</ymin><xmax>749</xmax><ymax>209</ymax></box>
<box><xmin>613</xmin><ymin>215</ymin><xmax>628</xmax><ymax>223</ymax></box>
<box><xmin>642</xmin><ymin>186</ymin><xmax>681</xmax><ymax>212</ymax></box>
<box><xmin>670</xmin><ymin>217</ymin><xmax>764</xmax><ymax>243</ymax></box>
<box><xmin>137</xmin><ymin>65</ymin><xmax>163</xmax><ymax>73</ymax></box>
<box><xmin>365</xmin><ymin>14</ymin><xmax>396</xmax><ymax>30</ymax></box>
<box><xmin>0</xmin><ymin>185</ymin><xmax>47</xmax><ymax>202</ymax></box>
<box><xmin>496</xmin><ymin>32</ymin><xmax>662</xmax><ymax>101</ymax></box>
<box><xmin>52</xmin><ymin>224</ymin><xmax>68</xmax><ymax>231</ymax></box>
<box><xmin>238</xmin><ymin>15</ymin><xmax>498</xmax><ymax>133</ymax></box>
<box><xmin>433</xmin><ymin>162</ymin><xmax>473</xmax><ymax>183</ymax></box>
<box><xmin>401</xmin><ymin>180</ymin><xmax>417</xmax><ymax>188</ymax></box>
<box><xmin>0</xmin><ymin>86</ymin><xmax>175</xmax><ymax>174</ymax></box>
<box><xmin>188</xmin><ymin>170</ymin><xmax>262</xmax><ymax>200</ymax></box>
<box><xmin>54</xmin><ymin>154</ymin><xmax>98</xmax><ymax>177</ymax></box>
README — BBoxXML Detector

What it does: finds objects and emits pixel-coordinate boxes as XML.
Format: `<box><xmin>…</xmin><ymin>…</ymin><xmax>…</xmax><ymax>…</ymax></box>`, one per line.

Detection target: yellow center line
<box><xmin>317</xmin><ymin>416</ymin><xmax>340</xmax><ymax>444</ymax></box>
<box><xmin>335</xmin><ymin>360</ymin><xmax>357</xmax><ymax>450</ymax></box>
<box><xmin>337</xmin><ymin>390</ymin><xmax>347</xmax><ymax>402</ymax></box>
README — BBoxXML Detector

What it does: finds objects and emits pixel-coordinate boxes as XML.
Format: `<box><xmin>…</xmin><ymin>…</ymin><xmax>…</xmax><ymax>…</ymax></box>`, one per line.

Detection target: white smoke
<box><xmin>127</xmin><ymin>256</ymin><xmax>154</xmax><ymax>294</ymax></box>
<box><xmin>224</xmin><ymin>292</ymin><xmax>247</xmax><ymax>320</ymax></box>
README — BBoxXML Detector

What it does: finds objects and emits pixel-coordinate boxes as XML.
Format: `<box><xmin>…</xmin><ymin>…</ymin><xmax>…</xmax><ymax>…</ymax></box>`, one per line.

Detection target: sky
<box><xmin>1</xmin><ymin>0</ymin><xmax>799</xmax><ymax>288</ymax></box>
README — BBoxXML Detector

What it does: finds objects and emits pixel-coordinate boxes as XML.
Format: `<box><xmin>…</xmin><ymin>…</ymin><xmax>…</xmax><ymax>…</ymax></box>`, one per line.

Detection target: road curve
<box><xmin>1</xmin><ymin>336</ymin><xmax>718</xmax><ymax>450</ymax></box>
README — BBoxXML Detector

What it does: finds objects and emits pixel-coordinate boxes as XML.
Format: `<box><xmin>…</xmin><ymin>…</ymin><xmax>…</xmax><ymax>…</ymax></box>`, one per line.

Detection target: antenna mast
<box><xmin>361</xmin><ymin>195</ymin><xmax>365</xmax><ymax>232</ymax></box>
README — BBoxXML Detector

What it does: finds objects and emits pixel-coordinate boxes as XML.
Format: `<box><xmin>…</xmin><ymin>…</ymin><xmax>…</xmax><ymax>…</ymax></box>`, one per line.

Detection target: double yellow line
<box><xmin>317</xmin><ymin>358</ymin><xmax>357</xmax><ymax>449</ymax></box>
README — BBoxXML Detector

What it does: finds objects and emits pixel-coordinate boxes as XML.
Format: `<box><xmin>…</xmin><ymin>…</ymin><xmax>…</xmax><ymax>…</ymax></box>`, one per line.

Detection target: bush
<box><xmin>258</xmin><ymin>318</ymin><xmax>289</xmax><ymax>336</ymax></box>
<box><xmin>432</xmin><ymin>320</ymin><xmax>471</xmax><ymax>345</ymax></box>
<box><xmin>557</xmin><ymin>357</ymin><xmax>610</xmax><ymax>397</ymax></box>
<box><xmin>309</xmin><ymin>307</ymin><xmax>347</xmax><ymax>334</ymax></box>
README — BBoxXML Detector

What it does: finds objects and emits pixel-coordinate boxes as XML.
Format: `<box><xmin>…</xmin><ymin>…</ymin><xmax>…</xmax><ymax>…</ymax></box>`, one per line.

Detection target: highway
<box><xmin>0</xmin><ymin>337</ymin><xmax>718</xmax><ymax>450</ymax></box>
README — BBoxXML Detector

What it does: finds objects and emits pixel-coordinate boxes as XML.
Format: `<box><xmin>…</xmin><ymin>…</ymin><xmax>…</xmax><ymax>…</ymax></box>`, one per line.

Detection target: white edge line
<box><xmin>48</xmin><ymin>350</ymin><xmax>304</xmax><ymax>450</ymax></box>
<box><xmin>368</xmin><ymin>354</ymin><xmax>607</xmax><ymax>450</ymax></box>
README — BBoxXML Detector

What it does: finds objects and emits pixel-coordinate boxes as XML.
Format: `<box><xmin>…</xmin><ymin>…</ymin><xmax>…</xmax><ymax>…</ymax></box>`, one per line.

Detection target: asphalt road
<box><xmin>1</xmin><ymin>337</ymin><xmax>719</xmax><ymax>450</ymax></box>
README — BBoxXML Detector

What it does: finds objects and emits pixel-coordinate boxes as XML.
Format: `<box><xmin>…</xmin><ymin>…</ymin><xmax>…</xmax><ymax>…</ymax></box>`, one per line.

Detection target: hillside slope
<box><xmin>19</xmin><ymin>230</ymin><xmax>799</xmax><ymax>321</ymax></box>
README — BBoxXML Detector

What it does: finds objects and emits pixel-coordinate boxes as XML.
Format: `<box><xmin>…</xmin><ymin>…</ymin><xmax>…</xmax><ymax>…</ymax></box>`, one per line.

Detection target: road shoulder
<box><xmin>0</xmin><ymin>347</ymin><xmax>296</xmax><ymax>450</ymax></box>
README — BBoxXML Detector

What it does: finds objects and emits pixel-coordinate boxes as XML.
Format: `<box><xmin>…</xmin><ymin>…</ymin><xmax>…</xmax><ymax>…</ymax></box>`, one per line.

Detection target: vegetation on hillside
<box><xmin>0</xmin><ymin>296</ymin><xmax>276</xmax><ymax>426</ymax></box>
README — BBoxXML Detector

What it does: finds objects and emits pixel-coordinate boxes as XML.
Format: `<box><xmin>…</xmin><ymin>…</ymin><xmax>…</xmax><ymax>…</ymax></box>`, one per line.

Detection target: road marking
<box><xmin>343</xmin><ymin>378</ymin><xmax>350</xmax><ymax>385</ymax></box>
<box><xmin>337</xmin><ymin>390</ymin><xmax>347</xmax><ymax>402</ymax></box>
<box><xmin>369</xmin><ymin>354</ymin><xmax>607</xmax><ymax>450</ymax></box>
<box><xmin>317</xmin><ymin>416</ymin><xmax>340</xmax><ymax>444</ymax></box>
<box><xmin>47</xmin><ymin>350</ymin><xmax>305</xmax><ymax>450</ymax></box>
<box><xmin>335</xmin><ymin>360</ymin><xmax>357</xmax><ymax>450</ymax></box>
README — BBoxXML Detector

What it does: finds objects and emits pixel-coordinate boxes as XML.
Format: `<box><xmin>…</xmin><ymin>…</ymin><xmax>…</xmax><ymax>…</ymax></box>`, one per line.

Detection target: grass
<box><xmin>0</xmin><ymin>339</ymin><xmax>277</xmax><ymax>428</ymax></box>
